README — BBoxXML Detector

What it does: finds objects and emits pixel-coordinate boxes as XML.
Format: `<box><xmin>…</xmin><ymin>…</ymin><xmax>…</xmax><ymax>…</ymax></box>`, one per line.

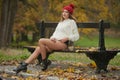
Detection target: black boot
<box><xmin>36</xmin><ymin>54</ymin><xmax>42</xmax><ymax>65</ymax></box>
<box><xmin>41</xmin><ymin>59</ymin><xmax>51</xmax><ymax>71</ymax></box>
<box><xmin>36</xmin><ymin>52</ymin><xmax>51</xmax><ymax>65</ymax></box>
<box><xmin>13</xmin><ymin>62</ymin><xmax>28</xmax><ymax>73</ymax></box>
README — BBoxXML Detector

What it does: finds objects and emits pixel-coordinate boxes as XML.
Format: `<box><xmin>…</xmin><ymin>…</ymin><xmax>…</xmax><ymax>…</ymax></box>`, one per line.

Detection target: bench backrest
<box><xmin>36</xmin><ymin>20</ymin><xmax>110</xmax><ymax>52</ymax></box>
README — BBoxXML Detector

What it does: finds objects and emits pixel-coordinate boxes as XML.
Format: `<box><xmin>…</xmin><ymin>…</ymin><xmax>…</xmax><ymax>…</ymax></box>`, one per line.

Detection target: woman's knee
<box><xmin>36</xmin><ymin>46</ymin><xmax>40</xmax><ymax>50</ymax></box>
<box><xmin>31</xmin><ymin>47</ymin><xmax>41</xmax><ymax>55</ymax></box>
<box><xmin>35</xmin><ymin>47</ymin><xmax>41</xmax><ymax>53</ymax></box>
<box><xmin>38</xmin><ymin>38</ymin><xmax>45</xmax><ymax>44</ymax></box>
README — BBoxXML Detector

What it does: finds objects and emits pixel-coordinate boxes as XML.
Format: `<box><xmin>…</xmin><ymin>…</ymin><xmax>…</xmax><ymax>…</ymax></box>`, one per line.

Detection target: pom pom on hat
<box><xmin>63</xmin><ymin>4</ymin><xmax>75</xmax><ymax>14</ymax></box>
<box><xmin>69</xmin><ymin>4</ymin><xmax>74</xmax><ymax>9</ymax></box>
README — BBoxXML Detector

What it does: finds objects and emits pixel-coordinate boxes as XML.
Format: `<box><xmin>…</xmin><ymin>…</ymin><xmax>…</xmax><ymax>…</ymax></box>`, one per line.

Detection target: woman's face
<box><xmin>62</xmin><ymin>10</ymin><xmax>70</xmax><ymax>19</ymax></box>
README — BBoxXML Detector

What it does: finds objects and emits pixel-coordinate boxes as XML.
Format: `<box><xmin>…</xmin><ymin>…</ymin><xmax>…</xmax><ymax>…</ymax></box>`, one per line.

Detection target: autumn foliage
<box><xmin>12</xmin><ymin>0</ymin><xmax>120</xmax><ymax>42</ymax></box>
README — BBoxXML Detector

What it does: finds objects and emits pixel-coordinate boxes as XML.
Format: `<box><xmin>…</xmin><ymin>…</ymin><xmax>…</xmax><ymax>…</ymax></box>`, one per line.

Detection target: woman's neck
<box><xmin>64</xmin><ymin>18</ymin><xmax>69</xmax><ymax>20</ymax></box>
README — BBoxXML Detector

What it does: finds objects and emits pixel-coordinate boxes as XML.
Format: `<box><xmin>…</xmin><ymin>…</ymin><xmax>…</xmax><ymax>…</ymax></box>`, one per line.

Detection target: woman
<box><xmin>13</xmin><ymin>4</ymin><xmax>80</xmax><ymax>73</ymax></box>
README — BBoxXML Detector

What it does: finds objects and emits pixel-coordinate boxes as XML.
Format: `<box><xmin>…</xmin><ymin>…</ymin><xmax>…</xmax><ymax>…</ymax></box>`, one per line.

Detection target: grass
<box><xmin>0</xmin><ymin>48</ymin><xmax>30</xmax><ymax>63</ymax></box>
<box><xmin>109</xmin><ymin>54</ymin><xmax>120</xmax><ymax>66</ymax></box>
<box><xmin>49</xmin><ymin>52</ymin><xmax>92</xmax><ymax>63</ymax></box>
<box><xmin>105</xmin><ymin>36</ymin><xmax>120</xmax><ymax>48</ymax></box>
<box><xmin>74</xmin><ymin>35</ymin><xmax>120</xmax><ymax>48</ymax></box>
<box><xmin>49</xmin><ymin>52</ymin><xmax>120</xmax><ymax>66</ymax></box>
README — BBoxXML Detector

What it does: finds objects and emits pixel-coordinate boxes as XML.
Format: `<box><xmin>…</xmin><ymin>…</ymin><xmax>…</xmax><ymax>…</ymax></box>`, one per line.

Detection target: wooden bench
<box><xmin>24</xmin><ymin>20</ymin><xmax>120</xmax><ymax>73</ymax></box>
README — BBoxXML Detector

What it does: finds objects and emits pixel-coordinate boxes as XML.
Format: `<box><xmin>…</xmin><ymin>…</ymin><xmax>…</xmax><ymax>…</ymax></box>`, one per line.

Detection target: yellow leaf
<box><xmin>76</xmin><ymin>76</ymin><xmax>84</xmax><ymax>80</ymax></box>
<box><xmin>75</xmin><ymin>50</ymin><xmax>80</xmax><ymax>53</ymax></box>
<box><xmin>2</xmin><ymin>73</ymin><xmax>8</xmax><ymax>78</ymax></box>
<box><xmin>89</xmin><ymin>47</ymin><xmax>97</xmax><ymax>51</ymax></box>
<box><xmin>25</xmin><ymin>76</ymin><xmax>35</xmax><ymax>80</ymax></box>
<box><xmin>26</xmin><ymin>70</ymin><xmax>32</xmax><ymax>73</ymax></box>
<box><xmin>66</xmin><ymin>67</ymin><xmax>75</xmax><ymax>73</ymax></box>
<box><xmin>67</xmin><ymin>75</ymin><xmax>76</xmax><ymax>80</ymax></box>
<box><xmin>111</xmin><ymin>66</ymin><xmax>120</xmax><ymax>71</ymax></box>
<box><xmin>88</xmin><ymin>61</ymin><xmax>96</xmax><ymax>68</ymax></box>
<box><xmin>90</xmin><ymin>75</ymin><xmax>97</xmax><ymax>80</ymax></box>
<box><xmin>11</xmin><ymin>76</ymin><xmax>19</xmax><ymax>79</ymax></box>
<box><xmin>59</xmin><ymin>78</ymin><xmax>64</xmax><ymax>80</ymax></box>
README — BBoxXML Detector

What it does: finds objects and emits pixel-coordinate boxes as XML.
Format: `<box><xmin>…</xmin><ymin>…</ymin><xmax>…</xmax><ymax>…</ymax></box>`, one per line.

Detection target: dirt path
<box><xmin>0</xmin><ymin>61</ymin><xmax>120</xmax><ymax>80</ymax></box>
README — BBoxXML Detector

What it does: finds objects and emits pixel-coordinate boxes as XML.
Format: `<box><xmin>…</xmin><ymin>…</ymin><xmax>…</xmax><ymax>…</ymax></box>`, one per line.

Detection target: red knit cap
<box><xmin>63</xmin><ymin>4</ymin><xmax>75</xmax><ymax>14</ymax></box>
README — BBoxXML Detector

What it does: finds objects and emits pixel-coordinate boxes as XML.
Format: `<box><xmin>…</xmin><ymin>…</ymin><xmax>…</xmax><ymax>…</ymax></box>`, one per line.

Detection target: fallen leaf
<box><xmin>87</xmin><ymin>61</ymin><xmax>96</xmax><ymax>68</ymax></box>
<box><xmin>66</xmin><ymin>67</ymin><xmax>75</xmax><ymax>73</ymax></box>
<box><xmin>90</xmin><ymin>75</ymin><xmax>98</xmax><ymax>80</ymax></box>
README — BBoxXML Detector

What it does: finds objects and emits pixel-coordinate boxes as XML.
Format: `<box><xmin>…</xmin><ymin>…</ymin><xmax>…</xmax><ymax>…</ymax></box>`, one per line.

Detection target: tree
<box><xmin>0</xmin><ymin>0</ymin><xmax>18</xmax><ymax>48</ymax></box>
<box><xmin>0</xmin><ymin>0</ymin><xmax>38</xmax><ymax>48</ymax></box>
<box><xmin>106</xmin><ymin>0</ymin><xmax>120</xmax><ymax>29</ymax></box>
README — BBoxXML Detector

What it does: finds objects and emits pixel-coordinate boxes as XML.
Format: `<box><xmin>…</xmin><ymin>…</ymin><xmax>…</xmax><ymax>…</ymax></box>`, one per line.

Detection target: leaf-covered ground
<box><xmin>0</xmin><ymin>60</ymin><xmax>120</xmax><ymax>80</ymax></box>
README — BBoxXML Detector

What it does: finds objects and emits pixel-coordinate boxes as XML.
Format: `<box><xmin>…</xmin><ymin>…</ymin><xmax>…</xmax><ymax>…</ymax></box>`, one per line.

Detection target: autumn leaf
<box><xmin>66</xmin><ymin>67</ymin><xmax>75</xmax><ymax>73</ymax></box>
<box><xmin>88</xmin><ymin>47</ymin><xmax>97</xmax><ymax>51</ymax></box>
<box><xmin>110</xmin><ymin>66</ymin><xmax>120</xmax><ymax>71</ymax></box>
<box><xmin>2</xmin><ymin>73</ymin><xmax>9</xmax><ymax>78</ymax></box>
<box><xmin>90</xmin><ymin>75</ymin><xmax>98</xmax><ymax>80</ymax></box>
<box><xmin>87</xmin><ymin>61</ymin><xmax>96</xmax><ymax>68</ymax></box>
<box><xmin>72</xmin><ymin>62</ymin><xmax>87</xmax><ymax>67</ymax></box>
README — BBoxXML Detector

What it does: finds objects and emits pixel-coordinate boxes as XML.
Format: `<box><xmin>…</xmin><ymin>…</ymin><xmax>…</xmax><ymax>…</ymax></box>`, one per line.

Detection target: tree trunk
<box><xmin>0</xmin><ymin>0</ymin><xmax>18</xmax><ymax>48</ymax></box>
<box><xmin>21</xmin><ymin>32</ymin><xmax>28</xmax><ymax>41</ymax></box>
<box><xmin>32</xmin><ymin>32</ymin><xmax>39</xmax><ymax>42</ymax></box>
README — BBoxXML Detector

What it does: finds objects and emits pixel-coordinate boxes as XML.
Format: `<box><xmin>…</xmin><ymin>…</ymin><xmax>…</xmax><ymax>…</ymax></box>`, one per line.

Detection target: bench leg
<box><xmin>85</xmin><ymin>52</ymin><xmax>118</xmax><ymax>73</ymax></box>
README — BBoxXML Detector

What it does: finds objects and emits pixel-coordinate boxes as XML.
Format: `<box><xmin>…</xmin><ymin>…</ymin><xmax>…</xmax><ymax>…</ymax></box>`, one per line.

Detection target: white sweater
<box><xmin>50</xmin><ymin>19</ymin><xmax>80</xmax><ymax>41</ymax></box>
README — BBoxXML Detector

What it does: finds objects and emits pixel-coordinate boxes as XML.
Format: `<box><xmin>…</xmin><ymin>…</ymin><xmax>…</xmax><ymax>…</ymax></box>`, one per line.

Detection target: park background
<box><xmin>0</xmin><ymin>0</ymin><xmax>120</xmax><ymax>79</ymax></box>
<box><xmin>0</xmin><ymin>0</ymin><xmax>120</xmax><ymax>48</ymax></box>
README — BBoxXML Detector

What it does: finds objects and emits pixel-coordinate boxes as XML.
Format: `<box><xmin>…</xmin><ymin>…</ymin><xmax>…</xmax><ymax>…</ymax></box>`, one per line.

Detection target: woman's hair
<box><xmin>60</xmin><ymin>14</ymin><xmax>76</xmax><ymax>22</ymax></box>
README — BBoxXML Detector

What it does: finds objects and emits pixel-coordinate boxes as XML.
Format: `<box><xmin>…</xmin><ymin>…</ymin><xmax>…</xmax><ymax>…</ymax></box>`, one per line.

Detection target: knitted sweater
<box><xmin>50</xmin><ymin>19</ymin><xmax>79</xmax><ymax>42</ymax></box>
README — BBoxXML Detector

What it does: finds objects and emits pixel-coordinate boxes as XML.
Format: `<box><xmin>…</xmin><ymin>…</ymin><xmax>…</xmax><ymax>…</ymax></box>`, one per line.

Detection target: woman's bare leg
<box><xmin>39</xmin><ymin>38</ymin><xmax>67</xmax><ymax>50</ymax></box>
<box><xmin>25</xmin><ymin>47</ymin><xmax>41</xmax><ymax>64</ymax></box>
<box><xmin>24</xmin><ymin>38</ymin><xmax>53</xmax><ymax>64</ymax></box>
<box><xmin>38</xmin><ymin>38</ymin><xmax>67</xmax><ymax>60</ymax></box>
<box><xmin>24</xmin><ymin>38</ymin><xmax>67</xmax><ymax>64</ymax></box>
<box><xmin>13</xmin><ymin>47</ymin><xmax>41</xmax><ymax>73</ymax></box>
<box><xmin>13</xmin><ymin>38</ymin><xmax>67</xmax><ymax>73</ymax></box>
<box><xmin>38</xmin><ymin>40</ymin><xmax>47</xmax><ymax>60</ymax></box>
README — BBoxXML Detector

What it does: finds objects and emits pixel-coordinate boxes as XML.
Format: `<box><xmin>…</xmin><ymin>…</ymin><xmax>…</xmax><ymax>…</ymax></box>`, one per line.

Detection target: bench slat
<box><xmin>37</xmin><ymin>22</ymin><xmax>110</xmax><ymax>28</ymax></box>
<box><xmin>77</xmin><ymin>23</ymin><xmax>110</xmax><ymax>28</ymax></box>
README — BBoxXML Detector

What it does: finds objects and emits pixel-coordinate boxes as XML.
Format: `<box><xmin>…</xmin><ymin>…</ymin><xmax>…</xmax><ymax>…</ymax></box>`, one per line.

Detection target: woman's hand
<box><xmin>60</xmin><ymin>37</ymin><xmax>69</xmax><ymax>43</ymax></box>
<box><xmin>50</xmin><ymin>38</ymin><xmax>56</xmax><ymax>43</ymax></box>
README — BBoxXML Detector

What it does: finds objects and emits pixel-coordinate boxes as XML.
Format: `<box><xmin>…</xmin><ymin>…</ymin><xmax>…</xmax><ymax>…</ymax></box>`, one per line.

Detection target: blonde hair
<box><xmin>60</xmin><ymin>14</ymin><xmax>76</xmax><ymax>22</ymax></box>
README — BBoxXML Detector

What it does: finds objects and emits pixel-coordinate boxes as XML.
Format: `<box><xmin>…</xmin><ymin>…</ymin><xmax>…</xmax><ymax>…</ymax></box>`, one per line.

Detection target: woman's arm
<box><xmin>68</xmin><ymin>20</ymin><xmax>80</xmax><ymax>41</ymax></box>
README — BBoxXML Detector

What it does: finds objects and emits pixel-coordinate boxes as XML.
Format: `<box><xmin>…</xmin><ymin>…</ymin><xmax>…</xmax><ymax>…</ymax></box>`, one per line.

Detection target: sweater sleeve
<box><xmin>68</xmin><ymin>20</ymin><xmax>80</xmax><ymax>41</ymax></box>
